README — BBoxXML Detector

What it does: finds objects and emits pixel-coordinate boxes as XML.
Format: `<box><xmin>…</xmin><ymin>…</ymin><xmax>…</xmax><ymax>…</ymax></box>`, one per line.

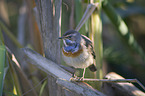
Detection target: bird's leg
<box><xmin>70</xmin><ymin>67</ymin><xmax>76</xmax><ymax>78</ymax></box>
<box><xmin>82</xmin><ymin>68</ymin><xmax>86</xmax><ymax>79</ymax></box>
<box><xmin>78</xmin><ymin>68</ymin><xmax>86</xmax><ymax>81</ymax></box>
<box><xmin>72</xmin><ymin>73</ymin><xmax>75</xmax><ymax>78</ymax></box>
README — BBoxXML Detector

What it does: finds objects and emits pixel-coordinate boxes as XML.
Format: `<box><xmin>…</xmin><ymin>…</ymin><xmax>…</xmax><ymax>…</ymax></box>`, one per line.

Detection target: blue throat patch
<box><xmin>64</xmin><ymin>39</ymin><xmax>79</xmax><ymax>52</ymax></box>
<box><xmin>64</xmin><ymin>45</ymin><xmax>76</xmax><ymax>52</ymax></box>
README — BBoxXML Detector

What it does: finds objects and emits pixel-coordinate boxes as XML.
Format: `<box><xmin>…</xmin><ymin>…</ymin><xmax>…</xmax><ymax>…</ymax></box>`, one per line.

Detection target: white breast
<box><xmin>62</xmin><ymin>46</ymin><xmax>94</xmax><ymax>69</ymax></box>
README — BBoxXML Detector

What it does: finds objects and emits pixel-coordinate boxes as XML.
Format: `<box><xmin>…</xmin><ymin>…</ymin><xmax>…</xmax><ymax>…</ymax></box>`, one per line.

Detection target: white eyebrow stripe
<box><xmin>65</xmin><ymin>34</ymin><xmax>72</xmax><ymax>37</ymax></box>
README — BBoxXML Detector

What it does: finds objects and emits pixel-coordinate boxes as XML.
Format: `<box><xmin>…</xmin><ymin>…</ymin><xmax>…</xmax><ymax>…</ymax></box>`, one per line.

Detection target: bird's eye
<box><xmin>66</xmin><ymin>35</ymin><xmax>72</xmax><ymax>38</ymax></box>
<box><xmin>68</xmin><ymin>36</ymin><xmax>72</xmax><ymax>38</ymax></box>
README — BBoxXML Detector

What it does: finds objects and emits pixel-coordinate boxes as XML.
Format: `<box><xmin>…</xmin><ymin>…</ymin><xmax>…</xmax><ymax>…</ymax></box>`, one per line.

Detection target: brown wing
<box><xmin>81</xmin><ymin>35</ymin><xmax>97</xmax><ymax>71</ymax></box>
<box><xmin>81</xmin><ymin>35</ymin><xmax>96</xmax><ymax>59</ymax></box>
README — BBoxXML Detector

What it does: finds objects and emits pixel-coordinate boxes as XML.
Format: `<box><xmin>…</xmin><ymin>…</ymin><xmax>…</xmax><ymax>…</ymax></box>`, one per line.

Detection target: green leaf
<box><xmin>39</xmin><ymin>80</ymin><xmax>47</xmax><ymax>96</ymax></box>
<box><xmin>0</xmin><ymin>20</ymin><xmax>23</xmax><ymax>48</ymax></box>
<box><xmin>0</xmin><ymin>27</ymin><xmax>4</xmax><ymax>45</ymax></box>
<box><xmin>3</xmin><ymin>90</ymin><xmax>17</xmax><ymax>96</ymax></box>
<box><xmin>8</xmin><ymin>56</ymin><xmax>22</xmax><ymax>96</ymax></box>
<box><xmin>102</xmin><ymin>0</ymin><xmax>145</xmax><ymax>61</ymax></box>
<box><xmin>0</xmin><ymin>45</ymin><xmax>6</xmax><ymax>96</ymax></box>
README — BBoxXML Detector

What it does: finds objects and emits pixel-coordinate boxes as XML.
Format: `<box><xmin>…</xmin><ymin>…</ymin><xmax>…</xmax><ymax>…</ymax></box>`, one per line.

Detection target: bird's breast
<box><xmin>62</xmin><ymin>46</ymin><xmax>94</xmax><ymax>68</ymax></box>
<box><xmin>62</xmin><ymin>47</ymin><xmax>83</xmax><ymax>57</ymax></box>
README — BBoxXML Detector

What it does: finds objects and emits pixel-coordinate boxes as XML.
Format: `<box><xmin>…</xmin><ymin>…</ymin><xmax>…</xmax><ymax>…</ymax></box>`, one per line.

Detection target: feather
<box><xmin>88</xmin><ymin>64</ymin><xmax>97</xmax><ymax>72</ymax></box>
<box><xmin>81</xmin><ymin>35</ymin><xmax>96</xmax><ymax>59</ymax></box>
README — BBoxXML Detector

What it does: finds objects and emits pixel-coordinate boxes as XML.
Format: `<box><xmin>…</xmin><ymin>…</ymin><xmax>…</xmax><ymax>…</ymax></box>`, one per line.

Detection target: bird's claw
<box><xmin>77</xmin><ymin>77</ymin><xmax>84</xmax><ymax>81</ymax></box>
<box><xmin>70</xmin><ymin>76</ymin><xmax>84</xmax><ymax>81</ymax></box>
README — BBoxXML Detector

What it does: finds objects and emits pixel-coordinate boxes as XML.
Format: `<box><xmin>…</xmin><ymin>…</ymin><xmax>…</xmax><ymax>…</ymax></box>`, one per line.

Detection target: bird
<box><xmin>59</xmin><ymin>30</ymin><xmax>97</xmax><ymax>80</ymax></box>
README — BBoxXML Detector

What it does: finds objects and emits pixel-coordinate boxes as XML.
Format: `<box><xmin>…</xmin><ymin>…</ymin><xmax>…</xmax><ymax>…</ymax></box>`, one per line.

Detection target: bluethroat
<box><xmin>59</xmin><ymin>30</ymin><xmax>97</xmax><ymax>79</ymax></box>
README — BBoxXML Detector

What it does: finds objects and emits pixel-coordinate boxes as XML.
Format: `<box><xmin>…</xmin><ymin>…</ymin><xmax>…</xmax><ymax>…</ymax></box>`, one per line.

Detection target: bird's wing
<box><xmin>81</xmin><ymin>35</ymin><xmax>96</xmax><ymax>59</ymax></box>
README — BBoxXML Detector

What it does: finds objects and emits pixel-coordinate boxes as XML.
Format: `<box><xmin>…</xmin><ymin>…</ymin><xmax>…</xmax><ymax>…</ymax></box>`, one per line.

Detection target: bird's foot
<box><xmin>70</xmin><ymin>73</ymin><xmax>84</xmax><ymax>81</ymax></box>
<box><xmin>70</xmin><ymin>76</ymin><xmax>84</xmax><ymax>81</ymax></box>
<box><xmin>77</xmin><ymin>77</ymin><xmax>84</xmax><ymax>81</ymax></box>
<box><xmin>70</xmin><ymin>73</ymin><xmax>77</xmax><ymax>81</ymax></box>
<box><xmin>72</xmin><ymin>73</ymin><xmax>76</xmax><ymax>78</ymax></box>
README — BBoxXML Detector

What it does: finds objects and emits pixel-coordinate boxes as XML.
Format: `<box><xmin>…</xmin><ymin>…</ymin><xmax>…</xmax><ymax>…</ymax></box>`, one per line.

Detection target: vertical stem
<box><xmin>36</xmin><ymin>0</ymin><xmax>62</xmax><ymax>96</ymax></box>
<box><xmin>90</xmin><ymin>0</ymin><xmax>103</xmax><ymax>89</ymax></box>
<box><xmin>37</xmin><ymin>0</ymin><xmax>61</xmax><ymax>64</ymax></box>
<box><xmin>69</xmin><ymin>0</ymin><xmax>74</xmax><ymax>29</ymax></box>
<box><xmin>74</xmin><ymin>0</ymin><xmax>85</xmax><ymax>34</ymax></box>
<box><xmin>0</xmin><ymin>0</ymin><xmax>10</xmax><ymax>25</ymax></box>
<box><xmin>95</xmin><ymin>0</ymin><xmax>103</xmax><ymax>80</ymax></box>
<box><xmin>54</xmin><ymin>0</ymin><xmax>62</xmax><ymax>63</ymax></box>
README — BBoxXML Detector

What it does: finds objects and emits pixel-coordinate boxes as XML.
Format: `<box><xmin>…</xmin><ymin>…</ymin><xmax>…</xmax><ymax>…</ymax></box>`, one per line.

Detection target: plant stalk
<box><xmin>0</xmin><ymin>45</ymin><xmax>6</xmax><ymax>96</ymax></box>
<box><xmin>90</xmin><ymin>0</ymin><xmax>103</xmax><ymax>90</ymax></box>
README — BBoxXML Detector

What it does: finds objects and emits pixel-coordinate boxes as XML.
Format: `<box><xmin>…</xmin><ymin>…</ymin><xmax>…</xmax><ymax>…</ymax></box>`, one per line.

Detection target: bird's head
<box><xmin>59</xmin><ymin>30</ymin><xmax>81</xmax><ymax>46</ymax></box>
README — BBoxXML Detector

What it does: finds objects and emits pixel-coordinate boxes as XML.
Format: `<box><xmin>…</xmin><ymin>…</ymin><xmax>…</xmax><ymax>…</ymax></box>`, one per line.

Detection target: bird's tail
<box><xmin>88</xmin><ymin>64</ymin><xmax>97</xmax><ymax>72</ymax></box>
